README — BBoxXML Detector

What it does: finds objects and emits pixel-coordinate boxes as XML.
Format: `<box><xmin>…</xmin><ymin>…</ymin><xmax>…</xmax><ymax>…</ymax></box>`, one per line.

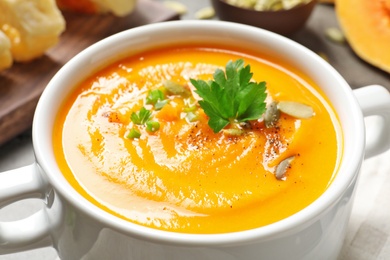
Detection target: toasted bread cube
<box><xmin>0</xmin><ymin>0</ymin><xmax>65</xmax><ymax>62</ymax></box>
<box><xmin>0</xmin><ymin>30</ymin><xmax>12</xmax><ymax>70</ymax></box>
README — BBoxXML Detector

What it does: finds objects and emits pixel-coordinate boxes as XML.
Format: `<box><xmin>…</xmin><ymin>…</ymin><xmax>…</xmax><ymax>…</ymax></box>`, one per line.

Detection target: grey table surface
<box><xmin>0</xmin><ymin>0</ymin><xmax>389</xmax><ymax>259</ymax></box>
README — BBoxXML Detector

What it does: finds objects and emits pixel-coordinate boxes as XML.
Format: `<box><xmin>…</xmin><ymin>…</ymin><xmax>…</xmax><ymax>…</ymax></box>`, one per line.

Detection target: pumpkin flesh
<box><xmin>336</xmin><ymin>0</ymin><xmax>390</xmax><ymax>73</ymax></box>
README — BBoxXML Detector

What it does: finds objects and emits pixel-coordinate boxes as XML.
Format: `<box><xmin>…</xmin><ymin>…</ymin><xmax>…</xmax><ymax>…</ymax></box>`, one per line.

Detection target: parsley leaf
<box><xmin>190</xmin><ymin>59</ymin><xmax>267</xmax><ymax>133</ymax></box>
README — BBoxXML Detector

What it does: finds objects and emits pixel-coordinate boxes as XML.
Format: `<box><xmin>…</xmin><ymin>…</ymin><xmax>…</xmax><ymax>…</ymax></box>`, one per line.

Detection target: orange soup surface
<box><xmin>54</xmin><ymin>45</ymin><xmax>342</xmax><ymax>233</ymax></box>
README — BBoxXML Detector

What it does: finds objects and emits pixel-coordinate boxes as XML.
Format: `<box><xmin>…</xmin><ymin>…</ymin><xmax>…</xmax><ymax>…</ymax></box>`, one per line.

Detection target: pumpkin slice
<box><xmin>319</xmin><ymin>0</ymin><xmax>334</xmax><ymax>3</ymax></box>
<box><xmin>56</xmin><ymin>0</ymin><xmax>98</xmax><ymax>14</ymax></box>
<box><xmin>335</xmin><ymin>0</ymin><xmax>390</xmax><ymax>73</ymax></box>
<box><xmin>56</xmin><ymin>0</ymin><xmax>136</xmax><ymax>16</ymax></box>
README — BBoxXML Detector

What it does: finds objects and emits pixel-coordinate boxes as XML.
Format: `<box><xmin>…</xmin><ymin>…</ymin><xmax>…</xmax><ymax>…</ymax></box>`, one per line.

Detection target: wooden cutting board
<box><xmin>0</xmin><ymin>0</ymin><xmax>179</xmax><ymax>146</ymax></box>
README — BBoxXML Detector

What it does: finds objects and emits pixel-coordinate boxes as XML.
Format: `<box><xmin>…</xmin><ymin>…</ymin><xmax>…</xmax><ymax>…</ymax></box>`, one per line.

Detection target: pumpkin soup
<box><xmin>53</xmin><ymin>45</ymin><xmax>342</xmax><ymax>233</ymax></box>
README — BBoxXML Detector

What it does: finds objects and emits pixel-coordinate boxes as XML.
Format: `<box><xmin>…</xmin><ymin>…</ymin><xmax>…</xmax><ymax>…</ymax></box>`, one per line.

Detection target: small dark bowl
<box><xmin>211</xmin><ymin>0</ymin><xmax>317</xmax><ymax>35</ymax></box>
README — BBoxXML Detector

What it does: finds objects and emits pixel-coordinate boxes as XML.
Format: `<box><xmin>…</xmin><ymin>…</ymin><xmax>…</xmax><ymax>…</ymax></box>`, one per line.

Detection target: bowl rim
<box><xmin>33</xmin><ymin>20</ymin><xmax>365</xmax><ymax>247</ymax></box>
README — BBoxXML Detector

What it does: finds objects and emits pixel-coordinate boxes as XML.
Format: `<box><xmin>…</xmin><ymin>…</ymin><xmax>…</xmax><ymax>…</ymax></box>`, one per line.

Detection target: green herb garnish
<box><xmin>128</xmin><ymin>107</ymin><xmax>161</xmax><ymax>137</ymax></box>
<box><xmin>131</xmin><ymin>107</ymin><xmax>152</xmax><ymax>125</ymax></box>
<box><xmin>185</xmin><ymin>111</ymin><xmax>198</xmax><ymax>122</ymax></box>
<box><xmin>146</xmin><ymin>89</ymin><xmax>168</xmax><ymax>110</ymax></box>
<box><xmin>163</xmin><ymin>80</ymin><xmax>191</xmax><ymax>97</ymax></box>
<box><xmin>146</xmin><ymin>121</ymin><xmax>160</xmax><ymax>132</ymax></box>
<box><xmin>183</xmin><ymin>105</ymin><xmax>197</xmax><ymax>113</ymax></box>
<box><xmin>127</xmin><ymin>128</ymin><xmax>141</xmax><ymax>139</ymax></box>
<box><xmin>190</xmin><ymin>59</ymin><xmax>267</xmax><ymax>133</ymax></box>
<box><xmin>146</xmin><ymin>89</ymin><xmax>165</xmax><ymax>105</ymax></box>
<box><xmin>154</xmin><ymin>100</ymin><xmax>169</xmax><ymax>110</ymax></box>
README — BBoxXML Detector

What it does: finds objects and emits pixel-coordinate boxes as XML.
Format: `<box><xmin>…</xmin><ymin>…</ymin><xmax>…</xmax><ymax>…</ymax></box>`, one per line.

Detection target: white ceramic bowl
<box><xmin>1</xmin><ymin>21</ymin><xmax>390</xmax><ymax>260</ymax></box>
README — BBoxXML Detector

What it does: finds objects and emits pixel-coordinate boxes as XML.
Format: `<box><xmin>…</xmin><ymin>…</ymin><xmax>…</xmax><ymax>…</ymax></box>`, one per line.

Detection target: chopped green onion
<box><xmin>127</xmin><ymin>128</ymin><xmax>141</xmax><ymax>139</ymax></box>
<box><xmin>146</xmin><ymin>89</ymin><xmax>165</xmax><ymax>105</ymax></box>
<box><xmin>163</xmin><ymin>80</ymin><xmax>191</xmax><ymax>97</ymax></box>
<box><xmin>131</xmin><ymin>107</ymin><xmax>152</xmax><ymax>125</ymax></box>
<box><xmin>185</xmin><ymin>112</ymin><xmax>198</xmax><ymax>122</ymax></box>
<box><xmin>146</xmin><ymin>121</ymin><xmax>160</xmax><ymax>132</ymax></box>
<box><xmin>183</xmin><ymin>105</ymin><xmax>197</xmax><ymax>113</ymax></box>
<box><xmin>155</xmin><ymin>100</ymin><xmax>169</xmax><ymax>110</ymax></box>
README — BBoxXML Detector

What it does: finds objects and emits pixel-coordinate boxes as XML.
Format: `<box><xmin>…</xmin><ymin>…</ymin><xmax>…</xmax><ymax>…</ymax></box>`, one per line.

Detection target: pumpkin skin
<box><xmin>335</xmin><ymin>0</ymin><xmax>390</xmax><ymax>73</ymax></box>
<box><xmin>56</xmin><ymin>0</ymin><xmax>98</xmax><ymax>14</ymax></box>
<box><xmin>56</xmin><ymin>0</ymin><xmax>136</xmax><ymax>16</ymax></box>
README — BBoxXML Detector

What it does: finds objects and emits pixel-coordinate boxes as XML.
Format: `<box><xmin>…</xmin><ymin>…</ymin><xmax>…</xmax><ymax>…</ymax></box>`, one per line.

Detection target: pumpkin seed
<box><xmin>254</xmin><ymin>0</ymin><xmax>281</xmax><ymax>10</ymax></box>
<box><xmin>282</xmin><ymin>0</ymin><xmax>310</xmax><ymax>10</ymax></box>
<box><xmin>163</xmin><ymin>1</ymin><xmax>188</xmax><ymax>15</ymax></box>
<box><xmin>317</xmin><ymin>51</ymin><xmax>329</xmax><ymax>62</ymax></box>
<box><xmin>277</xmin><ymin>101</ymin><xmax>314</xmax><ymax>119</ymax></box>
<box><xmin>226</xmin><ymin>0</ymin><xmax>257</xmax><ymax>9</ymax></box>
<box><xmin>275</xmin><ymin>156</ymin><xmax>295</xmax><ymax>180</ymax></box>
<box><xmin>195</xmin><ymin>7</ymin><xmax>215</xmax><ymax>19</ymax></box>
<box><xmin>325</xmin><ymin>27</ymin><xmax>345</xmax><ymax>44</ymax></box>
<box><xmin>163</xmin><ymin>80</ymin><xmax>191</xmax><ymax>97</ymax></box>
<box><xmin>226</xmin><ymin>0</ymin><xmax>312</xmax><ymax>11</ymax></box>
<box><xmin>264</xmin><ymin>101</ymin><xmax>280</xmax><ymax>128</ymax></box>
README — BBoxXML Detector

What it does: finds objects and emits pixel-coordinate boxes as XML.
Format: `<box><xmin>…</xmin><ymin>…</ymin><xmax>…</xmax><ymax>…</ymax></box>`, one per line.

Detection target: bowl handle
<box><xmin>353</xmin><ymin>85</ymin><xmax>390</xmax><ymax>159</ymax></box>
<box><xmin>0</xmin><ymin>164</ymin><xmax>53</xmax><ymax>254</ymax></box>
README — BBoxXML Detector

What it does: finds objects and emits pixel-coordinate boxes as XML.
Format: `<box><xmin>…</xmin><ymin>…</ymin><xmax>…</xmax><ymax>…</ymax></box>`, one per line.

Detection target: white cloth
<box><xmin>339</xmin><ymin>149</ymin><xmax>390</xmax><ymax>260</ymax></box>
